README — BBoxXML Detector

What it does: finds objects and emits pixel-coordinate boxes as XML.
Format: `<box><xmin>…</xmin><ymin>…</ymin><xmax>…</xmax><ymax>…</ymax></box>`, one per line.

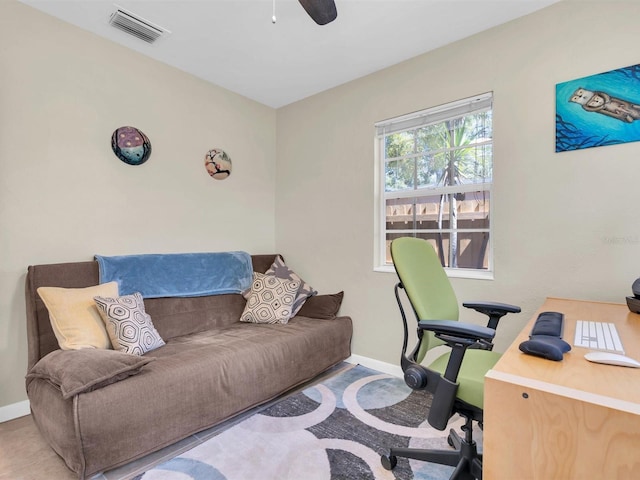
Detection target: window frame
<box><xmin>374</xmin><ymin>92</ymin><xmax>494</xmax><ymax>280</ymax></box>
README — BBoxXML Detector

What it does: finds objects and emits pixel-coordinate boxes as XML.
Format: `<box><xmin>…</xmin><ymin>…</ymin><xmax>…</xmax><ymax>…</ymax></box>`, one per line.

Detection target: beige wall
<box><xmin>0</xmin><ymin>1</ymin><xmax>276</xmax><ymax>409</ymax></box>
<box><xmin>2</xmin><ymin>0</ymin><xmax>640</xmax><ymax>414</ymax></box>
<box><xmin>276</xmin><ymin>1</ymin><xmax>640</xmax><ymax>364</ymax></box>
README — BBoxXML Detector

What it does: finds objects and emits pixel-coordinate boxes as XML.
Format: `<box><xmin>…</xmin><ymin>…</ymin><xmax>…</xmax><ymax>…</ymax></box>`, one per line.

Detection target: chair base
<box><xmin>381</xmin><ymin>428</ymin><xmax>483</xmax><ymax>480</ymax></box>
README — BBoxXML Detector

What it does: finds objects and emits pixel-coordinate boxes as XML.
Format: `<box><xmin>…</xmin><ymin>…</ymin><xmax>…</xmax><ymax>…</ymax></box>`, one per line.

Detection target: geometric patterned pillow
<box><xmin>264</xmin><ymin>256</ymin><xmax>317</xmax><ymax>316</ymax></box>
<box><xmin>94</xmin><ymin>293</ymin><xmax>165</xmax><ymax>355</ymax></box>
<box><xmin>240</xmin><ymin>272</ymin><xmax>300</xmax><ymax>325</ymax></box>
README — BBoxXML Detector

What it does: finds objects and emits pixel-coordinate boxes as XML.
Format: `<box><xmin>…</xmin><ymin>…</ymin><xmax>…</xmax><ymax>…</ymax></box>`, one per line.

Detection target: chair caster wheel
<box><xmin>381</xmin><ymin>454</ymin><xmax>397</xmax><ymax>470</ymax></box>
<box><xmin>447</xmin><ymin>434</ymin><xmax>455</xmax><ymax>447</ymax></box>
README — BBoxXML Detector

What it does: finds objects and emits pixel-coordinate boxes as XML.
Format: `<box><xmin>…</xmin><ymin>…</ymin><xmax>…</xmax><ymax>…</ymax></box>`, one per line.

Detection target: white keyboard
<box><xmin>574</xmin><ymin>320</ymin><xmax>625</xmax><ymax>354</ymax></box>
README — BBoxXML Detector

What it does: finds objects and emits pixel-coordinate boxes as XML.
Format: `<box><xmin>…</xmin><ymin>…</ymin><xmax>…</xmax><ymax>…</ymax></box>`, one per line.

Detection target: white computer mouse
<box><xmin>584</xmin><ymin>351</ymin><xmax>640</xmax><ymax>368</ymax></box>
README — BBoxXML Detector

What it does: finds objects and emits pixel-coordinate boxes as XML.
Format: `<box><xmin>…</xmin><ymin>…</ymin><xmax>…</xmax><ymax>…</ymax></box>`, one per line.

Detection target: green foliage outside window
<box><xmin>380</xmin><ymin>104</ymin><xmax>492</xmax><ymax>271</ymax></box>
<box><xmin>384</xmin><ymin>112</ymin><xmax>492</xmax><ymax>193</ymax></box>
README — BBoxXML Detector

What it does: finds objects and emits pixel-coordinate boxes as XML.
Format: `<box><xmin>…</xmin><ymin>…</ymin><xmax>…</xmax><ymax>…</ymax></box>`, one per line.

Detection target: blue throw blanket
<box><xmin>95</xmin><ymin>251</ymin><xmax>253</xmax><ymax>298</ymax></box>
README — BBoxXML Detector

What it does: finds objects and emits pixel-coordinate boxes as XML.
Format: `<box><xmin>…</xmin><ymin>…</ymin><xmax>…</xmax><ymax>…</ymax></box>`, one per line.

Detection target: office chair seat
<box><xmin>429</xmin><ymin>349</ymin><xmax>501</xmax><ymax>409</ymax></box>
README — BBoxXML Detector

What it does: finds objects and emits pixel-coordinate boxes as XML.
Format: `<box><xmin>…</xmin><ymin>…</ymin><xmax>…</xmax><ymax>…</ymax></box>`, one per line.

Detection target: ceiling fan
<box><xmin>298</xmin><ymin>0</ymin><xmax>338</xmax><ymax>25</ymax></box>
<box><xmin>108</xmin><ymin>1</ymin><xmax>338</xmax><ymax>45</ymax></box>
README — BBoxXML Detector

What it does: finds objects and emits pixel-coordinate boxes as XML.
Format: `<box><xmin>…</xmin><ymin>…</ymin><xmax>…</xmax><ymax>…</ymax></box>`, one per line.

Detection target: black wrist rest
<box><xmin>519</xmin><ymin>337</ymin><xmax>566</xmax><ymax>361</ymax></box>
<box><xmin>530</xmin><ymin>311</ymin><xmax>564</xmax><ymax>337</ymax></box>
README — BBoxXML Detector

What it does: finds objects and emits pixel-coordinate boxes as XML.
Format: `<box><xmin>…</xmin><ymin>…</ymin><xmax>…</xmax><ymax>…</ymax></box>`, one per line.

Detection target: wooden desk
<box><xmin>483</xmin><ymin>297</ymin><xmax>640</xmax><ymax>479</ymax></box>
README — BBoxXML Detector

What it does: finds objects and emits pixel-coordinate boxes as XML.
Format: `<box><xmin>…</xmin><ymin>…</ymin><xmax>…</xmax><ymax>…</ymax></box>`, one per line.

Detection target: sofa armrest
<box><xmin>26</xmin><ymin>349</ymin><xmax>154</xmax><ymax>399</ymax></box>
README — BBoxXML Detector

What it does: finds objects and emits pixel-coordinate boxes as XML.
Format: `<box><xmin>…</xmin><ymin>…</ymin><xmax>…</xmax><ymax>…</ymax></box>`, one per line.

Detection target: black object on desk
<box><xmin>519</xmin><ymin>311</ymin><xmax>571</xmax><ymax>361</ymax></box>
<box><xmin>625</xmin><ymin>277</ymin><xmax>640</xmax><ymax>313</ymax></box>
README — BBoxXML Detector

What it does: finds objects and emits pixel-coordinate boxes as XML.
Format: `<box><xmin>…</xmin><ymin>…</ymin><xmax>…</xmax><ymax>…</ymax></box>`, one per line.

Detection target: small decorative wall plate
<box><xmin>205</xmin><ymin>149</ymin><xmax>232</xmax><ymax>180</ymax></box>
<box><xmin>111</xmin><ymin>126</ymin><xmax>152</xmax><ymax>165</ymax></box>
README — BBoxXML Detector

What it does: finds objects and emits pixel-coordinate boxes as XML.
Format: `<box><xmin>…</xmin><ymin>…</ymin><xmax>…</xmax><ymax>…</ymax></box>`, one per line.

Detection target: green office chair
<box><xmin>381</xmin><ymin>237</ymin><xmax>520</xmax><ymax>480</ymax></box>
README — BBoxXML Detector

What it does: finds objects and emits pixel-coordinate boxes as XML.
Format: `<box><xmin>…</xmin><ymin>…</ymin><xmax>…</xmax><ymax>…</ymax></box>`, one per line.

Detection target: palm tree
<box><xmin>384</xmin><ymin>110</ymin><xmax>491</xmax><ymax>268</ymax></box>
<box><xmin>432</xmin><ymin>113</ymin><xmax>491</xmax><ymax>267</ymax></box>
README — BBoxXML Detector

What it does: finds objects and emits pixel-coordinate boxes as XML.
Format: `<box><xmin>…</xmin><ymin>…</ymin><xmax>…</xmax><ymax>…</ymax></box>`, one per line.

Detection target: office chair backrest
<box><xmin>391</xmin><ymin>237</ymin><xmax>460</xmax><ymax>354</ymax></box>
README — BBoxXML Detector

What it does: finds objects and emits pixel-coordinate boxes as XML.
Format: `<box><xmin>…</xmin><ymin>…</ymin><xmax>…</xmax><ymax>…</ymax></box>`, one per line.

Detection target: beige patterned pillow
<box><xmin>240</xmin><ymin>272</ymin><xmax>300</xmax><ymax>324</ymax></box>
<box><xmin>94</xmin><ymin>293</ymin><xmax>165</xmax><ymax>355</ymax></box>
<box><xmin>242</xmin><ymin>256</ymin><xmax>317</xmax><ymax>316</ymax></box>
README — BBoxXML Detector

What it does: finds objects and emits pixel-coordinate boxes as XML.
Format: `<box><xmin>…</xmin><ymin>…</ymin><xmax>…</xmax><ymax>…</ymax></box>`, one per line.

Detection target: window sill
<box><xmin>374</xmin><ymin>265</ymin><xmax>494</xmax><ymax>281</ymax></box>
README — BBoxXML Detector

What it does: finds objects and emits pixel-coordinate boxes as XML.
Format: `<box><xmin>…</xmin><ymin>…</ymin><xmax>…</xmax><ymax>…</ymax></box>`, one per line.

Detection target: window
<box><xmin>375</xmin><ymin>93</ymin><xmax>493</xmax><ymax>277</ymax></box>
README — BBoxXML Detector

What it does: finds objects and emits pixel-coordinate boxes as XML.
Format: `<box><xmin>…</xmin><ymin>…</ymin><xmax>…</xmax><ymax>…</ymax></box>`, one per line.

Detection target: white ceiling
<box><xmin>20</xmin><ymin>0</ymin><xmax>560</xmax><ymax>108</ymax></box>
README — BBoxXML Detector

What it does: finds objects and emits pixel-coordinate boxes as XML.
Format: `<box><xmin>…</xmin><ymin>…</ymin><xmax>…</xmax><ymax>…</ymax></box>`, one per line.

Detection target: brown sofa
<box><xmin>24</xmin><ymin>254</ymin><xmax>352</xmax><ymax>479</ymax></box>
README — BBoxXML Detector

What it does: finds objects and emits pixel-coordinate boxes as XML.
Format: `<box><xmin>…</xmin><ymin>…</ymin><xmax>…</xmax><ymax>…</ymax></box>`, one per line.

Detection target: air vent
<box><xmin>109</xmin><ymin>8</ymin><xmax>167</xmax><ymax>44</ymax></box>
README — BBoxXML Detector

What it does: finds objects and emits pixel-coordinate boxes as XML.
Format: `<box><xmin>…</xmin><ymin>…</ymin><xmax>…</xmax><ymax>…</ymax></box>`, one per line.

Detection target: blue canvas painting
<box><xmin>556</xmin><ymin>64</ymin><xmax>640</xmax><ymax>152</ymax></box>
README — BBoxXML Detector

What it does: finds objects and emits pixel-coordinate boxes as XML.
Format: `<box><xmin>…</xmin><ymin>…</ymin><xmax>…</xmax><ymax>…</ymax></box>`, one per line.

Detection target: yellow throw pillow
<box><xmin>37</xmin><ymin>282</ymin><xmax>119</xmax><ymax>350</ymax></box>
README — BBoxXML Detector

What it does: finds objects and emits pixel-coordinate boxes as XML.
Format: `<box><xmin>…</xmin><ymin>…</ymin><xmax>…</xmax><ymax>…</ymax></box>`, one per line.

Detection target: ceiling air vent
<box><xmin>108</xmin><ymin>8</ymin><xmax>167</xmax><ymax>44</ymax></box>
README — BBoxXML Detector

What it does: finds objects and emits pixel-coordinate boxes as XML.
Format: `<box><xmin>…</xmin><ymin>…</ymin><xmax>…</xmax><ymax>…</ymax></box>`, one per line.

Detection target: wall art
<box><xmin>111</xmin><ymin>126</ymin><xmax>152</xmax><ymax>165</ymax></box>
<box><xmin>556</xmin><ymin>64</ymin><xmax>640</xmax><ymax>152</ymax></box>
<box><xmin>204</xmin><ymin>149</ymin><xmax>232</xmax><ymax>180</ymax></box>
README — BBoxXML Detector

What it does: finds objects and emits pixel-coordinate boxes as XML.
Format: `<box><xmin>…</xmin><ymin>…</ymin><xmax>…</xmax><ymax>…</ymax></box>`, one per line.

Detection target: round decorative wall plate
<box><xmin>205</xmin><ymin>149</ymin><xmax>232</xmax><ymax>180</ymax></box>
<box><xmin>111</xmin><ymin>126</ymin><xmax>152</xmax><ymax>166</ymax></box>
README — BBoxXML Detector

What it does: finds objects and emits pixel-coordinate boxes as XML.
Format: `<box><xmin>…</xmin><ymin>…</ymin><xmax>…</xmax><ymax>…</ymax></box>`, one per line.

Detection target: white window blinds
<box><xmin>375</xmin><ymin>92</ymin><xmax>493</xmax><ymax>137</ymax></box>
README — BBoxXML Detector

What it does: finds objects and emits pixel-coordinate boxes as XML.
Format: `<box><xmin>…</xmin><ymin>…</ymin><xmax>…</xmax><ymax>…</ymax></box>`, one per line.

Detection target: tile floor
<box><xmin>0</xmin><ymin>363</ymin><xmax>353</xmax><ymax>480</ymax></box>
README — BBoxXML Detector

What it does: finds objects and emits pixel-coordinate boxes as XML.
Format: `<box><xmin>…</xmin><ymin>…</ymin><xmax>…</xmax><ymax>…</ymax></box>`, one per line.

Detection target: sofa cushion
<box><xmin>65</xmin><ymin>315</ymin><xmax>352</xmax><ymax>478</ymax></box>
<box><xmin>265</xmin><ymin>256</ymin><xmax>317</xmax><ymax>315</ymax></box>
<box><xmin>26</xmin><ymin>349</ymin><xmax>154</xmax><ymax>399</ymax></box>
<box><xmin>37</xmin><ymin>282</ymin><xmax>119</xmax><ymax>350</ymax></box>
<box><xmin>94</xmin><ymin>293</ymin><xmax>165</xmax><ymax>355</ymax></box>
<box><xmin>240</xmin><ymin>272</ymin><xmax>299</xmax><ymax>324</ymax></box>
<box><xmin>296</xmin><ymin>291</ymin><xmax>344</xmax><ymax>319</ymax></box>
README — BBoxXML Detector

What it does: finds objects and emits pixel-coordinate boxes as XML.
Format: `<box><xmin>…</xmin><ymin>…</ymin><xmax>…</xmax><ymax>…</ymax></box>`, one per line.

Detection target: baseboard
<box><xmin>346</xmin><ymin>354</ymin><xmax>403</xmax><ymax>378</ymax></box>
<box><xmin>0</xmin><ymin>400</ymin><xmax>30</xmax><ymax>423</ymax></box>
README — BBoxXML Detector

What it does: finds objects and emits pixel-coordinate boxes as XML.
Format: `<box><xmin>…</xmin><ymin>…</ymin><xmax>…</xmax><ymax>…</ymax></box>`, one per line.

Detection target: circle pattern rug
<box><xmin>136</xmin><ymin>365</ymin><xmax>471</xmax><ymax>480</ymax></box>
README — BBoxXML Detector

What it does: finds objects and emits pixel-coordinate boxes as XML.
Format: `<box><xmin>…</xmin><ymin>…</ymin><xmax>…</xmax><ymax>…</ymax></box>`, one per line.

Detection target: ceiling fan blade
<box><xmin>298</xmin><ymin>0</ymin><xmax>337</xmax><ymax>25</ymax></box>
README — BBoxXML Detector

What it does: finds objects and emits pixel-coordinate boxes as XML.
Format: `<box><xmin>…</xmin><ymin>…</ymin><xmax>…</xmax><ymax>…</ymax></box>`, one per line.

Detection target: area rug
<box><xmin>135</xmin><ymin>364</ymin><xmax>466</xmax><ymax>480</ymax></box>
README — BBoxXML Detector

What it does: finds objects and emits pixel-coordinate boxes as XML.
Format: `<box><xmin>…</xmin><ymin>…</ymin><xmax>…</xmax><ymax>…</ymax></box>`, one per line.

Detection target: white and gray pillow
<box><xmin>264</xmin><ymin>256</ymin><xmax>317</xmax><ymax>316</ymax></box>
<box><xmin>240</xmin><ymin>272</ymin><xmax>300</xmax><ymax>324</ymax></box>
<box><xmin>94</xmin><ymin>293</ymin><xmax>165</xmax><ymax>355</ymax></box>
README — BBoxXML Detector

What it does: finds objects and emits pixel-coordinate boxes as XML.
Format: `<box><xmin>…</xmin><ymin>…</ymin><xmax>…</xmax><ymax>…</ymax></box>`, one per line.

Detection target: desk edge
<box><xmin>486</xmin><ymin>369</ymin><xmax>640</xmax><ymax>415</ymax></box>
